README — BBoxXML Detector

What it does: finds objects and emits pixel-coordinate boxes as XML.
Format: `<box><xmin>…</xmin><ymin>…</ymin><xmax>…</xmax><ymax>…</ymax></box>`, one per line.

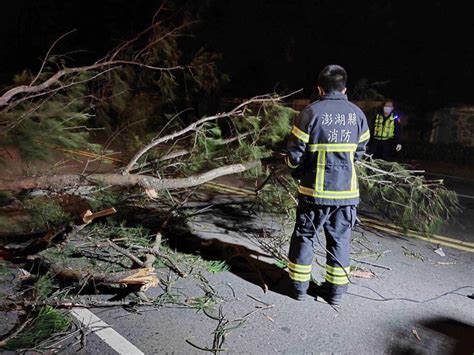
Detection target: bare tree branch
<box><xmin>1</xmin><ymin>67</ymin><xmax>118</xmax><ymax>132</ymax></box>
<box><xmin>0</xmin><ymin>300</ymin><xmax>158</xmax><ymax>311</ymax></box>
<box><xmin>0</xmin><ymin>160</ymin><xmax>261</xmax><ymax>191</ymax></box>
<box><xmin>0</xmin><ymin>60</ymin><xmax>192</xmax><ymax>108</ymax></box>
<box><xmin>133</xmin><ymin>21</ymin><xmax>198</xmax><ymax>60</ymax></box>
<box><xmin>107</xmin><ymin>240</ymin><xmax>144</xmax><ymax>267</ymax></box>
<box><xmin>122</xmin><ymin>90</ymin><xmax>302</xmax><ymax>174</ymax></box>
<box><xmin>30</xmin><ymin>29</ymin><xmax>78</xmax><ymax>86</ymax></box>
<box><xmin>0</xmin><ymin>317</ymin><xmax>33</xmax><ymax>347</ymax></box>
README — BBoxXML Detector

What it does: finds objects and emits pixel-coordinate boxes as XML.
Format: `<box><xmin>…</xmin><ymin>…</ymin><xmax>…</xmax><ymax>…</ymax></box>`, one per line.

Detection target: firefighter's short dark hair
<box><xmin>317</xmin><ymin>65</ymin><xmax>347</xmax><ymax>93</ymax></box>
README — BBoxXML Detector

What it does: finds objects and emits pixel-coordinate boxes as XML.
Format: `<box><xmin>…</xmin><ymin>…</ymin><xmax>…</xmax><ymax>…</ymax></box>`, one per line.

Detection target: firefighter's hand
<box><xmin>396</xmin><ymin>144</ymin><xmax>402</xmax><ymax>152</ymax></box>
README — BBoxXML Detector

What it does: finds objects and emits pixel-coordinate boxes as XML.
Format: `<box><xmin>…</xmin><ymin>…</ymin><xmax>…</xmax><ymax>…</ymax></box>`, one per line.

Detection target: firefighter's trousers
<box><xmin>288</xmin><ymin>202</ymin><xmax>357</xmax><ymax>295</ymax></box>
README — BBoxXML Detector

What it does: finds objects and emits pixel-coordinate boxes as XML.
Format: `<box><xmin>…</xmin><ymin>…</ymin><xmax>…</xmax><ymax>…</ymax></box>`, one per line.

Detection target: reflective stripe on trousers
<box><xmin>288</xmin><ymin>203</ymin><xmax>356</xmax><ymax>295</ymax></box>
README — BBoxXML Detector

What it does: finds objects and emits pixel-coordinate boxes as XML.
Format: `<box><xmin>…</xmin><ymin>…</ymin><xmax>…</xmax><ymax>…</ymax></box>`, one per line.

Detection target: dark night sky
<box><xmin>1</xmin><ymin>0</ymin><xmax>473</xmax><ymax>109</ymax></box>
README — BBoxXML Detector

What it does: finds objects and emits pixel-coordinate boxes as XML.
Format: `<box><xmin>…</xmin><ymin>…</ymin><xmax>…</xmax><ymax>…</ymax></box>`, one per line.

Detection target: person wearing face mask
<box><xmin>370</xmin><ymin>100</ymin><xmax>402</xmax><ymax>160</ymax></box>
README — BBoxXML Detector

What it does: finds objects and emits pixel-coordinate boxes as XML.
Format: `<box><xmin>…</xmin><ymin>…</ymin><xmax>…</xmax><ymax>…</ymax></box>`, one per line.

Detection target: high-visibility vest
<box><xmin>374</xmin><ymin>113</ymin><xmax>396</xmax><ymax>140</ymax></box>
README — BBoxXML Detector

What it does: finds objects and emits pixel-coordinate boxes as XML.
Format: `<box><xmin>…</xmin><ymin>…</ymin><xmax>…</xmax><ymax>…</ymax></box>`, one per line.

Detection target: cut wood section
<box><xmin>39</xmin><ymin>256</ymin><xmax>159</xmax><ymax>288</ymax></box>
<box><xmin>81</xmin><ymin>207</ymin><xmax>117</xmax><ymax>224</ymax></box>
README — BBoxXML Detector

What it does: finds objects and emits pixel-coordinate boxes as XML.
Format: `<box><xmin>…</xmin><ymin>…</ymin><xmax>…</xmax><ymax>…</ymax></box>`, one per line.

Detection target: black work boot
<box><xmin>273</xmin><ymin>276</ymin><xmax>306</xmax><ymax>301</ymax></box>
<box><xmin>290</xmin><ymin>287</ymin><xmax>307</xmax><ymax>301</ymax></box>
<box><xmin>315</xmin><ymin>282</ymin><xmax>343</xmax><ymax>306</ymax></box>
<box><xmin>289</xmin><ymin>281</ymin><xmax>308</xmax><ymax>301</ymax></box>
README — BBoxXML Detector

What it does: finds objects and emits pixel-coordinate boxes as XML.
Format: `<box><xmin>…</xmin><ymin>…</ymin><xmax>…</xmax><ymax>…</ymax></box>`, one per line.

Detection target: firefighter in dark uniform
<box><xmin>370</xmin><ymin>100</ymin><xmax>402</xmax><ymax>160</ymax></box>
<box><xmin>285</xmin><ymin>65</ymin><xmax>370</xmax><ymax>305</ymax></box>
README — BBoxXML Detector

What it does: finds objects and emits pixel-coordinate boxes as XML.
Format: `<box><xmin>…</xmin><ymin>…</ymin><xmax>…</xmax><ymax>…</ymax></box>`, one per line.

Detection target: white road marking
<box><xmin>70</xmin><ymin>307</ymin><xmax>144</xmax><ymax>355</ymax></box>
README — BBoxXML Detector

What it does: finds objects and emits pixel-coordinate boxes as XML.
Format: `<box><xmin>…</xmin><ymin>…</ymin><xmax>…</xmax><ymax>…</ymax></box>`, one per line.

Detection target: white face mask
<box><xmin>383</xmin><ymin>106</ymin><xmax>393</xmax><ymax>115</ymax></box>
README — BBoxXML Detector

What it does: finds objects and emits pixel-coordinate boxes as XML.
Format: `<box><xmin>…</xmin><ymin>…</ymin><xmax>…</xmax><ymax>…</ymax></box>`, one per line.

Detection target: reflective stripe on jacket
<box><xmin>286</xmin><ymin>92</ymin><xmax>370</xmax><ymax>206</ymax></box>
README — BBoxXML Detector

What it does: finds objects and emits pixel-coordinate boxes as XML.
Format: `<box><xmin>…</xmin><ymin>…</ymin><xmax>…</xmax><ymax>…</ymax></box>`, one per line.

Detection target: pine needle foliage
<box><xmin>192</xmin><ymin>101</ymin><xmax>459</xmax><ymax>234</ymax></box>
<box><xmin>255</xmin><ymin>177</ymin><xmax>297</xmax><ymax>219</ymax></box>
<box><xmin>179</xmin><ymin>102</ymin><xmax>297</xmax><ymax>176</ymax></box>
<box><xmin>83</xmin><ymin>222</ymin><xmax>150</xmax><ymax>244</ymax></box>
<box><xmin>1</xmin><ymin>8</ymin><xmax>227</xmax><ymax>163</ymax></box>
<box><xmin>357</xmin><ymin>157</ymin><xmax>461</xmax><ymax>233</ymax></box>
<box><xmin>2</xmin><ymin>306</ymin><xmax>71</xmax><ymax>351</ymax></box>
<box><xmin>1</xmin><ymin>66</ymin><xmax>101</xmax><ymax>162</ymax></box>
<box><xmin>204</xmin><ymin>260</ymin><xmax>230</xmax><ymax>274</ymax></box>
<box><xmin>95</xmin><ymin>13</ymin><xmax>228</xmax><ymax>156</ymax></box>
<box><xmin>23</xmin><ymin>196</ymin><xmax>71</xmax><ymax>231</ymax></box>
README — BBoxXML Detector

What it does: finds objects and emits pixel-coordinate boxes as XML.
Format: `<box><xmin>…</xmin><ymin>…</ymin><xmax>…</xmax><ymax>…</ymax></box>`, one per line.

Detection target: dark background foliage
<box><xmin>1</xmin><ymin>0</ymin><xmax>473</xmax><ymax>109</ymax></box>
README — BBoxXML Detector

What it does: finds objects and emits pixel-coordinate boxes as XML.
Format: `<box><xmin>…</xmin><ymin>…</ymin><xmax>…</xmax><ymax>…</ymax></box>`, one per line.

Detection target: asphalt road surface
<box><xmin>74</xmin><ymin>204</ymin><xmax>473</xmax><ymax>354</ymax></box>
<box><xmin>427</xmin><ymin>172</ymin><xmax>474</xmax><ymax>244</ymax></box>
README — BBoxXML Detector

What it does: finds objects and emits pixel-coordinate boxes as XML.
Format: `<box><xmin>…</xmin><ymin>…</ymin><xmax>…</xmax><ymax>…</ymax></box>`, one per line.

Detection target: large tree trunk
<box><xmin>0</xmin><ymin>160</ymin><xmax>261</xmax><ymax>191</ymax></box>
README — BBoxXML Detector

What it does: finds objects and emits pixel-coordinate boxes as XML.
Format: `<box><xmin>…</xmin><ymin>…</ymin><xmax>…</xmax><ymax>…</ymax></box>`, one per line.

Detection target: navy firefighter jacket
<box><xmin>286</xmin><ymin>92</ymin><xmax>370</xmax><ymax>206</ymax></box>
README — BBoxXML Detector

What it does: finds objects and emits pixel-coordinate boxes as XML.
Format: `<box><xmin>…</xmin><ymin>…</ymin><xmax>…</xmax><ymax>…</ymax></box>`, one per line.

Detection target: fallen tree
<box><xmin>357</xmin><ymin>157</ymin><xmax>461</xmax><ymax>232</ymax></box>
<box><xmin>0</xmin><ymin>4</ymin><xmax>463</xmax><ymax>352</ymax></box>
<box><xmin>0</xmin><ymin>92</ymin><xmax>460</xmax><ymax>234</ymax></box>
<box><xmin>0</xmin><ymin>4</ymin><xmax>224</xmax><ymax>162</ymax></box>
<box><xmin>0</xmin><ymin>160</ymin><xmax>261</xmax><ymax>191</ymax></box>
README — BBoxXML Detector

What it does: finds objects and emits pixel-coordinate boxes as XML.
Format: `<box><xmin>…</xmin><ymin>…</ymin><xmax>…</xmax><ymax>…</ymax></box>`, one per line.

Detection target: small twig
<box><xmin>143</xmin><ymin>232</ymin><xmax>162</xmax><ymax>269</ymax></box>
<box><xmin>107</xmin><ymin>240</ymin><xmax>144</xmax><ymax>267</ymax></box>
<box><xmin>128</xmin><ymin>149</ymin><xmax>190</xmax><ymax>173</ymax></box>
<box><xmin>131</xmin><ymin>245</ymin><xmax>186</xmax><ymax>277</ymax></box>
<box><xmin>0</xmin><ymin>317</ymin><xmax>33</xmax><ymax>347</ymax></box>
<box><xmin>255</xmin><ymin>168</ymin><xmax>275</xmax><ymax>193</ymax></box>
<box><xmin>263</xmin><ymin>313</ymin><xmax>275</xmax><ymax>322</ymax></box>
<box><xmin>185</xmin><ymin>339</ymin><xmax>225</xmax><ymax>353</ymax></box>
<box><xmin>352</xmin><ymin>258</ymin><xmax>392</xmax><ymax>270</ymax></box>
<box><xmin>224</xmin><ymin>283</ymin><xmax>236</xmax><ymax>299</ymax></box>
<box><xmin>0</xmin><ymin>300</ymin><xmax>154</xmax><ymax>311</ymax></box>
<box><xmin>355</xmin><ymin>239</ymin><xmax>378</xmax><ymax>254</ymax></box>
<box><xmin>274</xmin><ymin>174</ymin><xmax>298</xmax><ymax>205</ymax></box>
<box><xmin>30</xmin><ymin>29</ymin><xmax>78</xmax><ymax>86</ymax></box>
<box><xmin>246</xmin><ymin>294</ymin><xmax>274</xmax><ymax>307</ymax></box>
<box><xmin>412</xmin><ymin>329</ymin><xmax>422</xmax><ymax>341</ymax></box>
<box><xmin>136</xmin><ymin>291</ymin><xmax>150</xmax><ymax>303</ymax></box>
<box><xmin>239</xmin><ymin>305</ymin><xmax>274</xmax><ymax>320</ymax></box>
